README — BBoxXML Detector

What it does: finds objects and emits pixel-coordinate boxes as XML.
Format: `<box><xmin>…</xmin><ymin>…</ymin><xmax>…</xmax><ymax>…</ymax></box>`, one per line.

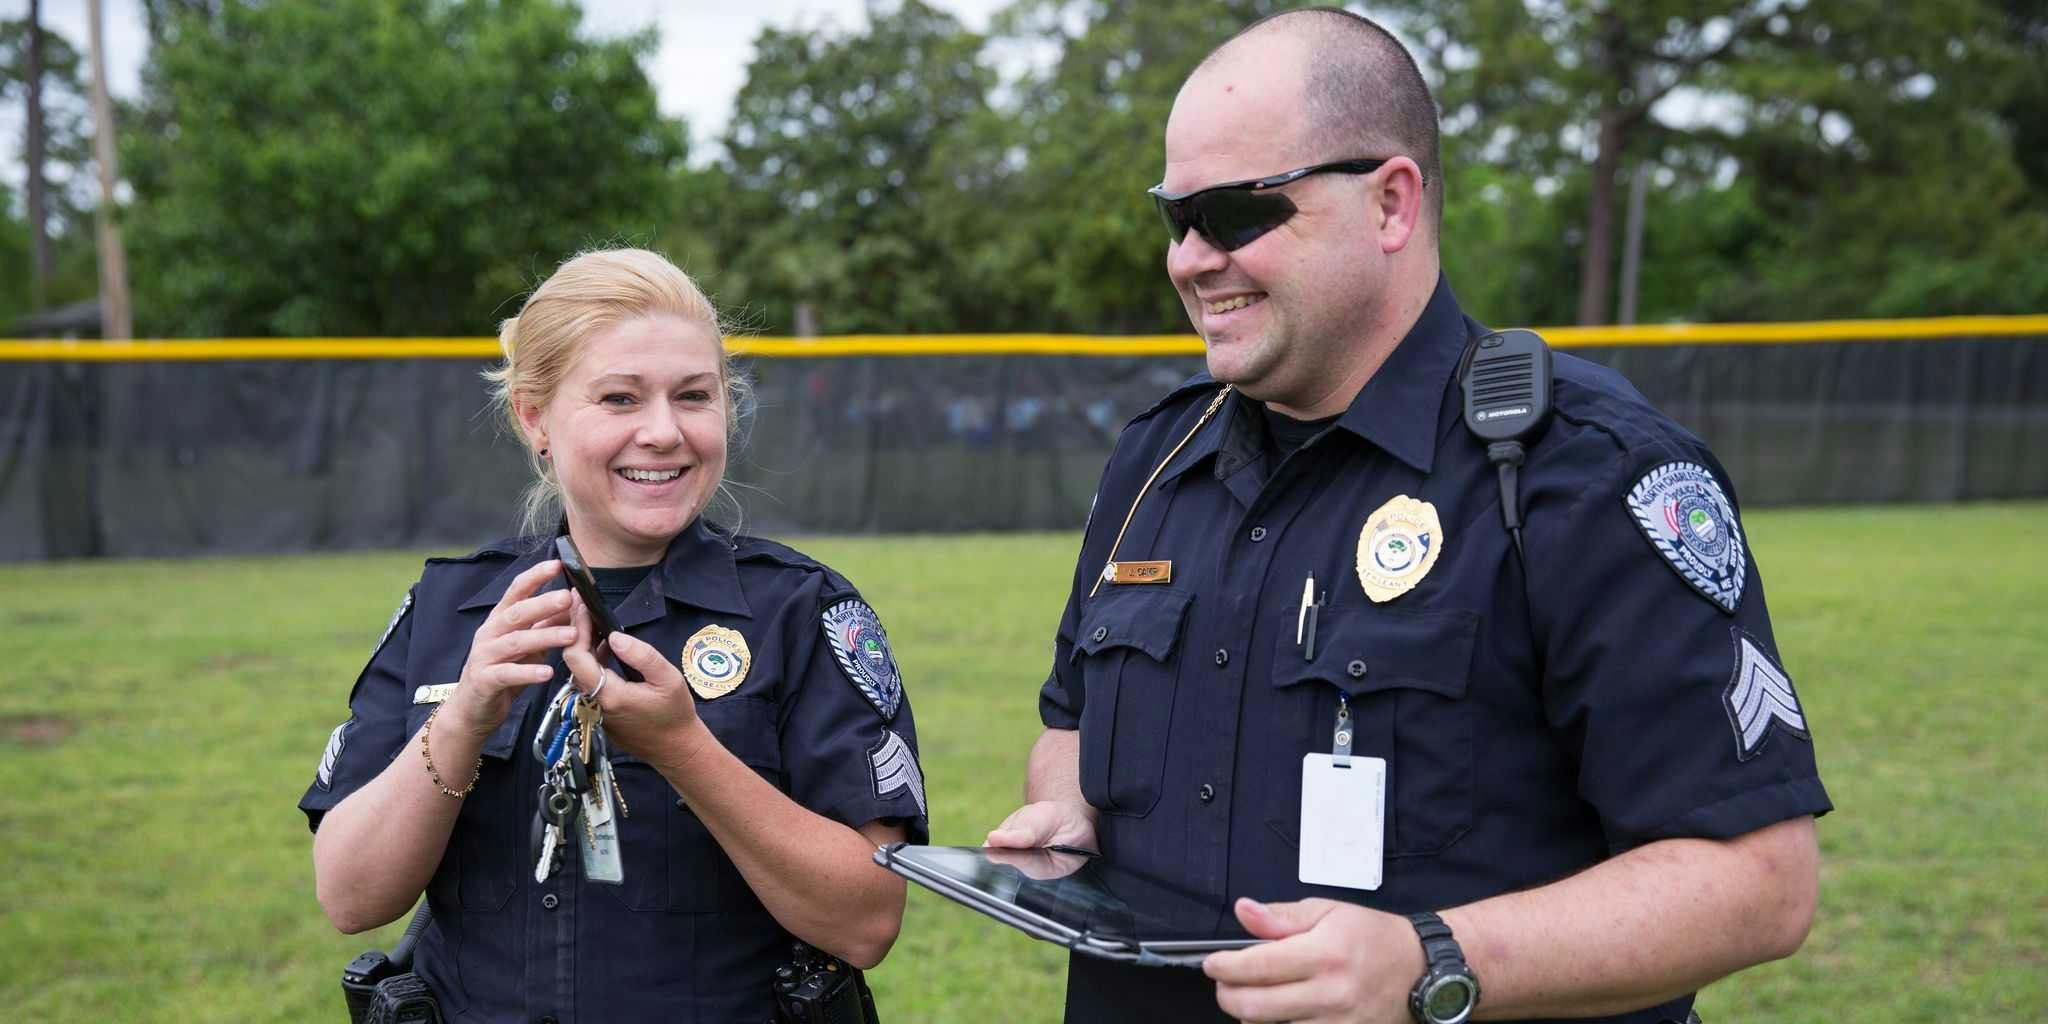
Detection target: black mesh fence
<box><xmin>1</xmin><ymin>334</ymin><xmax>2043</xmax><ymax>561</ymax></box>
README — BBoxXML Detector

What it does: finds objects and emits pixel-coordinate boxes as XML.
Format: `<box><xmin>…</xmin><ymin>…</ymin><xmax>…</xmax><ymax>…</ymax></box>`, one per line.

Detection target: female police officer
<box><xmin>300</xmin><ymin>248</ymin><xmax>927</xmax><ymax>1021</ymax></box>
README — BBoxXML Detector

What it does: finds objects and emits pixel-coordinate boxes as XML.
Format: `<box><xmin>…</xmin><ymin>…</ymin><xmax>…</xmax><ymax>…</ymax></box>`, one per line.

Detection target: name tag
<box><xmin>1298</xmin><ymin>753</ymin><xmax>1386</xmax><ymax>891</ymax></box>
<box><xmin>1104</xmin><ymin>560</ymin><xmax>1173</xmax><ymax>585</ymax></box>
<box><xmin>412</xmin><ymin>683</ymin><xmax>458</xmax><ymax>705</ymax></box>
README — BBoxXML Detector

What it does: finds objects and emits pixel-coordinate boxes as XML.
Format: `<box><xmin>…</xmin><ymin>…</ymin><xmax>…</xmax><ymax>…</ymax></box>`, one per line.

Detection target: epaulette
<box><xmin>732</xmin><ymin>534</ymin><xmax>859</xmax><ymax>597</ymax></box>
<box><xmin>425</xmin><ymin>535</ymin><xmax>537</xmax><ymax>567</ymax></box>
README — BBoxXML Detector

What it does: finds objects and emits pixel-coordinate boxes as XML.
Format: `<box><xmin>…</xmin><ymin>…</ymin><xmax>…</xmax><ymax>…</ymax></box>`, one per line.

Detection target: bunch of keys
<box><xmin>531</xmin><ymin>682</ymin><xmax>629</xmax><ymax>885</ymax></box>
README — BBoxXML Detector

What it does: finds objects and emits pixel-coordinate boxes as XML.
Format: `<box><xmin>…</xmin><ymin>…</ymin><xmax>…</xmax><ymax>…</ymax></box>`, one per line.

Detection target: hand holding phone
<box><xmin>555</xmin><ymin>536</ymin><xmax>641</xmax><ymax>681</ymax></box>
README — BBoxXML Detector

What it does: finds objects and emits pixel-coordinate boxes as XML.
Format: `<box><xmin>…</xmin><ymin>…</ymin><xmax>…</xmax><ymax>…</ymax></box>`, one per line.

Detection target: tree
<box><xmin>1383</xmin><ymin>0</ymin><xmax>2048</xmax><ymax>323</ymax></box>
<box><xmin>122</xmin><ymin>0</ymin><xmax>689</xmax><ymax>337</ymax></box>
<box><xmin>0</xmin><ymin>15</ymin><xmax>97</xmax><ymax>322</ymax></box>
<box><xmin>985</xmin><ymin>0</ymin><xmax>1311</xmax><ymax>333</ymax></box>
<box><xmin>699</xmin><ymin>0</ymin><xmax>1000</xmax><ymax>334</ymax></box>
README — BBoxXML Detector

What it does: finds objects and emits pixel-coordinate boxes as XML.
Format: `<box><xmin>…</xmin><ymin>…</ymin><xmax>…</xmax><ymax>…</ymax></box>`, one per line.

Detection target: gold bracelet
<box><xmin>420</xmin><ymin>703</ymin><xmax>481</xmax><ymax>798</ymax></box>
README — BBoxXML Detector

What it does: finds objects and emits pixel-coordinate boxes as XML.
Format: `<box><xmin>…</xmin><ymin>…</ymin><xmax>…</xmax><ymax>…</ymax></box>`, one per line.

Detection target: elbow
<box><xmin>835</xmin><ymin>882</ymin><xmax>906</xmax><ymax>971</ymax></box>
<box><xmin>316</xmin><ymin>870</ymin><xmax>399</xmax><ymax>936</ymax></box>
<box><xmin>1748</xmin><ymin>817</ymin><xmax>1822</xmax><ymax>962</ymax></box>
<box><xmin>1762</xmin><ymin>865</ymin><xmax>1819</xmax><ymax>961</ymax></box>
<box><xmin>318</xmin><ymin>888</ymin><xmax>378</xmax><ymax>936</ymax></box>
<box><xmin>842</xmin><ymin>899</ymin><xmax>906</xmax><ymax>971</ymax></box>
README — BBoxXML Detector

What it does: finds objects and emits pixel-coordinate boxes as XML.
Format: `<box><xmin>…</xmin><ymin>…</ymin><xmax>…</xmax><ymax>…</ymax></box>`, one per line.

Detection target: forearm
<box><xmin>312</xmin><ymin>717</ymin><xmax>483</xmax><ymax>933</ymax></box>
<box><xmin>1023</xmin><ymin>726</ymin><xmax>1092</xmax><ymax>812</ymax></box>
<box><xmin>1444</xmin><ymin>816</ymin><xmax>1819</xmax><ymax>1019</ymax></box>
<box><xmin>653</xmin><ymin>722</ymin><xmax>906</xmax><ymax>969</ymax></box>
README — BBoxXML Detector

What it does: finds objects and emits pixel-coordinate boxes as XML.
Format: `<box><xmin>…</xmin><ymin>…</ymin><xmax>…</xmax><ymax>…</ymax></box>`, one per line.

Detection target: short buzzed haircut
<box><xmin>1202</xmin><ymin>7</ymin><xmax>1444</xmax><ymax>227</ymax></box>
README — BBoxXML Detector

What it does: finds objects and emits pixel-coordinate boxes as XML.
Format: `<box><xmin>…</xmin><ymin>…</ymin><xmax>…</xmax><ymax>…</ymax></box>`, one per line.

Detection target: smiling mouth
<box><xmin>618</xmin><ymin>467</ymin><xmax>683</xmax><ymax>484</ymax></box>
<box><xmin>1204</xmin><ymin>294</ymin><xmax>1265</xmax><ymax>314</ymax></box>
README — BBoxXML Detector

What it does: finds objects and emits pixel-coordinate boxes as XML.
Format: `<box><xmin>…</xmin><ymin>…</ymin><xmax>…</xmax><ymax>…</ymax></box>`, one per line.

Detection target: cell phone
<box><xmin>554</xmin><ymin>535</ymin><xmax>639</xmax><ymax>680</ymax></box>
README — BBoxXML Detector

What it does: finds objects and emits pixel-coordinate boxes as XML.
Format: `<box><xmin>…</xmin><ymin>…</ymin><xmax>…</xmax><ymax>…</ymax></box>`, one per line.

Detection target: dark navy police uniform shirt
<box><xmin>1039</xmin><ymin>278</ymin><xmax>1831</xmax><ymax>1024</ymax></box>
<box><xmin>301</xmin><ymin>520</ymin><xmax>928</xmax><ymax>1023</ymax></box>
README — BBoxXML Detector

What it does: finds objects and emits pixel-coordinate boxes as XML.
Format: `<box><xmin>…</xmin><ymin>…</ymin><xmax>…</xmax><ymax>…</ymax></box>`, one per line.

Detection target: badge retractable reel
<box><xmin>1458</xmin><ymin>329</ymin><xmax>1554</xmax><ymax>562</ymax></box>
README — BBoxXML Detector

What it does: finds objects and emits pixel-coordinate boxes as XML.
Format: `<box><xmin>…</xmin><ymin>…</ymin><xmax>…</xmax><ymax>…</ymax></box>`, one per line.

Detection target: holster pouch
<box><xmin>343</xmin><ymin>903</ymin><xmax>441</xmax><ymax>1024</ymax></box>
<box><xmin>773</xmin><ymin>942</ymin><xmax>879</xmax><ymax>1024</ymax></box>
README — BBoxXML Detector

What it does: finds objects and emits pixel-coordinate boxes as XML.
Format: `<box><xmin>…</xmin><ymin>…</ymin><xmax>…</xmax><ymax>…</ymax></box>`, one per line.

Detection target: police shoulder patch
<box><xmin>822</xmin><ymin>599</ymin><xmax>902</xmax><ymax>721</ymax></box>
<box><xmin>316</xmin><ymin>719</ymin><xmax>352</xmax><ymax>791</ymax></box>
<box><xmin>1625</xmin><ymin>460</ymin><xmax>1747</xmax><ymax>613</ymax></box>
<box><xmin>869</xmin><ymin>728</ymin><xmax>927</xmax><ymax>817</ymax></box>
<box><xmin>1724</xmin><ymin>629</ymin><xmax>1808</xmax><ymax>761</ymax></box>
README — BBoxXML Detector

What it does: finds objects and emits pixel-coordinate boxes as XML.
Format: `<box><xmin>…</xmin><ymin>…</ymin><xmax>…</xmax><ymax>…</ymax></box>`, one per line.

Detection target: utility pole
<box><xmin>86</xmin><ymin>0</ymin><xmax>132</xmax><ymax>340</ymax></box>
<box><xmin>1616</xmin><ymin>160</ymin><xmax>1650</xmax><ymax>326</ymax></box>
<box><xmin>25</xmin><ymin>0</ymin><xmax>50</xmax><ymax>311</ymax></box>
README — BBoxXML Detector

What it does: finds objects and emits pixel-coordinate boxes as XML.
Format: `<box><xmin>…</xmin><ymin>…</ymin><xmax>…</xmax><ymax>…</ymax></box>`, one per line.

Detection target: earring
<box><xmin>539</xmin><ymin>447</ymin><xmax>550</xmax><ymax>458</ymax></box>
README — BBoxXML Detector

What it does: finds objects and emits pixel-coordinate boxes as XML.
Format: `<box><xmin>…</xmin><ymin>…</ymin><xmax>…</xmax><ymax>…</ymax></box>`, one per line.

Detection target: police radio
<box><xmin>341</xmin><ymin>903</ymin><xmax>442</xmax><ymax>1023</ymax></box>
<box><xmin>1458</xmin><ymin>328</ymin><xmax>1554</xmax><ymax>560</ymax></box>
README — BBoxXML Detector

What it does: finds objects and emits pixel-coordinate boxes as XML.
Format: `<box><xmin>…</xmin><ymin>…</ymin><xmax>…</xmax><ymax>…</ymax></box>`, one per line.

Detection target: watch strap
<box><xmin>1406</xmin><ymin>912</ymin><xmax>1479</xmax><ymax>1024</ymax></box>
<box><xmin>1408</xmin><ymin>911</ymin><xmax>1464</xmax><ymax>968</ymax></box>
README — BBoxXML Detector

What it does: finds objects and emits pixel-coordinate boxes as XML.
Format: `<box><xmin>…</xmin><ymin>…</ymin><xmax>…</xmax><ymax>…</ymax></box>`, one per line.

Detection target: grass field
<box><xmin>2</xmin><ymin>503</ymin><xmax>2044</xmax><ymax>1021</ymax></box>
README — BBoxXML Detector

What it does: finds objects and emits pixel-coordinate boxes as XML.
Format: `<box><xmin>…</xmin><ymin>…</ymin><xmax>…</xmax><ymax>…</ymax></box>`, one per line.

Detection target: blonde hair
<box><xmin>484</xmin><ymin>248</ymin><xmax>752</xmax><ymax>537</ymax></box>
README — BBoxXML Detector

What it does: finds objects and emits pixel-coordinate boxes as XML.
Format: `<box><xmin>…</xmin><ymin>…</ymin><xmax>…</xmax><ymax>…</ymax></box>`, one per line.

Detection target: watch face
<box><xmin>1423</xmin><ymin>975</ymin><xmax>1475</xmax><ymax>1023</ymax></box>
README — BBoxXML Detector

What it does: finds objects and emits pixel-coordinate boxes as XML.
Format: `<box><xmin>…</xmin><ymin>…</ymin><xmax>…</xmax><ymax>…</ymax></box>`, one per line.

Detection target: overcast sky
<box><xmin>1</xmin><ymin>0</ymin><xmax>1010</xmax><ymax>174</ymax></box>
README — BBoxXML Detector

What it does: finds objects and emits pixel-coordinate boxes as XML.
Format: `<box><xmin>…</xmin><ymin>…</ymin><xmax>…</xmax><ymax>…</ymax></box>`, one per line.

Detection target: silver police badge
<box><xmin>822</xmin><ymin>600</ymin><xmax>903</xmax><ymax>721</ymax></box>
<box><xmin>1626</xmin><ymin>461</ymin><xmax>1747</xmax><ymax>613</ymax></box>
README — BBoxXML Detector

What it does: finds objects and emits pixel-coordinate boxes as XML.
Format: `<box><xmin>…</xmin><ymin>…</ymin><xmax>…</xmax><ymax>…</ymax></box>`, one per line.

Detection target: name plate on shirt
<box><xmin>1104</xmin><ymin>560</ymin><xmax>1173</xmax><ymax>585</ymax></box>
<box><xmin>1299</xmin><ymin>753</ymin><xmax>1386</xmax><ymax>891</ymax></box>
<box><xmin>412</xmin><ymin>683</ymin><xmax>458</xmax><ymax>705</ymax></box>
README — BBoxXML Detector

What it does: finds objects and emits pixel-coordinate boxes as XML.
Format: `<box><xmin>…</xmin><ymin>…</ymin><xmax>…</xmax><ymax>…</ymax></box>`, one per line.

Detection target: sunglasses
<box><xmin>1147</xmin><ymin>158</ymin><xmax>1393</xmax><ymax>251</ymax></box>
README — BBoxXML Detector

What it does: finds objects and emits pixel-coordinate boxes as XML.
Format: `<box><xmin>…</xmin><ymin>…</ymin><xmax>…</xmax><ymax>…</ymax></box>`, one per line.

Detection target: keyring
<box><xmin>590</xmin><ymin>667</ymin><xmax>610</xmax><ymax>701</ymax></box>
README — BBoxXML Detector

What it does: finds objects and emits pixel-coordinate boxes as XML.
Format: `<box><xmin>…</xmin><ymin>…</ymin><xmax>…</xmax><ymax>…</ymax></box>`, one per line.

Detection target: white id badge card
<box><xmin>1298</xmin><ymin>753</ymin><xmax>1386</xmax><ymax>891</ymax></box>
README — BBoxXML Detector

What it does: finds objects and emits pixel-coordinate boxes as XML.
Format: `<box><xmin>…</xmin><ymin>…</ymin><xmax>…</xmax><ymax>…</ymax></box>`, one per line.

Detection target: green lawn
<box><xmin>1</xmin><ymin>503</ymin><xmax>2043</xmax><ymax>1021</ymax></box>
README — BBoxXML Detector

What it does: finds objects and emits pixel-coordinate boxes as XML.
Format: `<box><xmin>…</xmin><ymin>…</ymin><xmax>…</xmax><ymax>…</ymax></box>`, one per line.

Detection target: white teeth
<box><xmin>1205</xmin><ymin>295</ymin><xmax>1261</xmax><ymax>314</ymax></box>
<box><xmin>620</xmin><ymin>468</ymin><xmax>682</xmax><ymax>483</ymax></box>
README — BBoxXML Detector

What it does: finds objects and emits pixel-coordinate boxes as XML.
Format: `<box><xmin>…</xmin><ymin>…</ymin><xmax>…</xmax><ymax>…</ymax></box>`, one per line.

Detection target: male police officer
<box><xmin>986</xmin><ymin>9</ymin><xmax>1829</xmax><ymax>1024</ymax></box>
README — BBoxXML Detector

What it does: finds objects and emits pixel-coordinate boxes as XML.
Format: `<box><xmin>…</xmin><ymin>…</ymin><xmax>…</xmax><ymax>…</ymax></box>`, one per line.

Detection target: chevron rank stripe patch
<box><xmin>316</xmin><ymin>719</ymin><xmax>351</xmax><ymax>791</ymax></box>
<box><xmin>868</xmin><ymin>729</ymin><xmax>927</xmax><ymax>816</ymax></box>
<box><xmin>1724</xmin><ymin>630</ymin><xmax>1808</xmax><ymax>761</ymax></box>
<box><xmin>1626</xmin><ymin>461</ymin><xmax>1747</xmax><ymax>614</ymax></box>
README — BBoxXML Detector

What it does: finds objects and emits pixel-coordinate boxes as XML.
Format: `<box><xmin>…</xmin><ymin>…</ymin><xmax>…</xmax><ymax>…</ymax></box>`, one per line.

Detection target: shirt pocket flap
<box><xmin>1271</xmin><ymin>605</ymin><xmax>1478</xmax><ymax>701</ymax></box>
<box><xmin>695</xmin><ymin>696</ymin><xmax>782</xmax><ymax>776</ymax></box>
<box><xmin>1074</xmin><ymin>586</ymin><xmax>1195</xmax><ymax>662</ymax></box>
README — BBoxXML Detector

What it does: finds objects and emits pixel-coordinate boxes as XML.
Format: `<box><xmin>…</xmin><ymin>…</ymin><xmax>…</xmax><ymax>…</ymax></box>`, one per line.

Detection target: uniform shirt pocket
<box><xmin>1270</xmin><ymin>605</ymin><xmax>1479</xmax><ymax>857</ymax></box>
<box><xmin>604</xmin><ymin>697</ymin><xmax>782</xmax><ymax>913</ymax></box>
<box><xmin>1072</xmin><ymin>586</ymin><xmax>1194</xmax><ymax>818</ymax></box>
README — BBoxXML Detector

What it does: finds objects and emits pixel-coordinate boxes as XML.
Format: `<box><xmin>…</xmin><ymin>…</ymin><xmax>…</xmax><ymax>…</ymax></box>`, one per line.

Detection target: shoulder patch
<box><xmin>1725</xmin><ymin>630</ymin><xmax>1808</xmax><ymax>760</ymax></box>
<box><xmin>869</xmin><ymin>728</ymin><xmax>927</xmax><ymax>816</ymax></box>
<box><xmin>822</xmin><ymin>599</ymin><xmax>902</xmax><ymax>721</ymax></box>
<box><xmin>373</xmin><ymin>591</ymin><xmax>413</xmax><ymax>657</ymax></box>
<box><xmin>315</xmin><ymin>719</ymin><xmax>352</xmax><ymax>791</ymax></box>
<box><xmin>1625</xmin><ymin>460</ymin><xmax>1747</xmax><ymax>613</ymax></box>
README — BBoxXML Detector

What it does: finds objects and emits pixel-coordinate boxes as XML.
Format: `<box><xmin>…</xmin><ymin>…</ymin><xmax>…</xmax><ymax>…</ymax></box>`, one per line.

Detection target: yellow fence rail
<box><xmin>3</xmin><ymin>314</ymin><xmax>2047</xmax><ymax>361</ymax></box>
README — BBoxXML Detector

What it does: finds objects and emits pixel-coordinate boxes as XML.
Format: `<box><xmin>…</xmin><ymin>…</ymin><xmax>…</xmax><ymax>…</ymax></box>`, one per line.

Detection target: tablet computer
<box><xmin>872</xmin><ymin>844</ymin><xmax>1263</xmax><ymax>967</ymax></box>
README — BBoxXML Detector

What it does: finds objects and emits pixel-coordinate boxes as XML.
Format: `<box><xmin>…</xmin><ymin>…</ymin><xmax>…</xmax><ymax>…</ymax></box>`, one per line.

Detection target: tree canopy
<box><xmin>121</xmin><ymin>0</ymin><xmax>687</xmax><ymax>337</ymax></box>
<box><xmin>9</xmin><ymin>0</ymin><xmax>2042</xmax><ymax>336</ymax></box>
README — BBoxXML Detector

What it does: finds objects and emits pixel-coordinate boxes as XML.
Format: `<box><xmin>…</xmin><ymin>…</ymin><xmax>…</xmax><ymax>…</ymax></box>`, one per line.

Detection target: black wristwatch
<box><xmin>1407</xmin><ymin>912</ymin><xmax>1480</xmax><ymax>1024</ymax></box>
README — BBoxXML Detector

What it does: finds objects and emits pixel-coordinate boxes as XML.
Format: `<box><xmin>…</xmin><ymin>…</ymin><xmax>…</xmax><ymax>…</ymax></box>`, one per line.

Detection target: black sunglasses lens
<box><xmin>1154</xmin><ymin>195</ymin><xmax>1193</xmax><ymax>244</ymax></box>
<box><xmin>1196</xmin><ymin>190</ymin><xmax>1296</xmax><ymax>251</ymax></box>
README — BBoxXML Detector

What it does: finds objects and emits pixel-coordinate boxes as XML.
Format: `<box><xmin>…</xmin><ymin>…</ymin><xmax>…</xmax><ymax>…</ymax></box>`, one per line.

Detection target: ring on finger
<box><xmin>590</xmin><ymin>667</ymin><xmax>609</xmax><ymax>701</ymax></box>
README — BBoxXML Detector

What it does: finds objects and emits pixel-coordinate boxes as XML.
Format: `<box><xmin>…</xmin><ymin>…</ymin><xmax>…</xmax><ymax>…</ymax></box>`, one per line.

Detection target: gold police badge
<box><xmin>681</xmin><ymin>625</ymin><xmax>750</xmax><ymax>700</ymax></box>
<box><xmin>1356</xmin><ymin>495</ymin><xmax>1444</xmax><ymax>603</ymax></box>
